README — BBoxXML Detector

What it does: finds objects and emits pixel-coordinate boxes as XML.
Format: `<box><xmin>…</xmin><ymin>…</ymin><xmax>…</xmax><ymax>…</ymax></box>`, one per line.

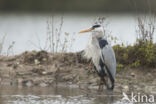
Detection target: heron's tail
<box><xmin>105</xmin><ymin>66</ymin><xmax>115</xmax><ymax>90</ymax></box>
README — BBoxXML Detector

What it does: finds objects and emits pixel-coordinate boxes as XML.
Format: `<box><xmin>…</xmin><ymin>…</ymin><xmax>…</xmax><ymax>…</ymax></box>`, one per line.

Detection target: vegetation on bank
<box><xmin>113</xmin><ymin>41</ymin><xmax>156</xmax><ymax>68</ymax></box>
<box><xmin>113</xmin><ymin>17</ymin><xmax>156</xmax><ymax>69</ymax></box>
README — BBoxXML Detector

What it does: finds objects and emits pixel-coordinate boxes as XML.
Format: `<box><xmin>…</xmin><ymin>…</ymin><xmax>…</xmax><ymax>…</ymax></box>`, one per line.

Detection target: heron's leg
<box><xmin>99</xmin><ymin>76</ymin><xmax>110</xmax><ymax>91</ymax></box>
<box><xmin>104</xmin><ymin>76</ymin><xmax>108</xmax><ymax>87</ymax></box>
<box><xmin>93</xmin><ymin>65</ymin><xmax>105</xmax><ymax>91</ymax></box>
<box><xmin>98</xmin><ymin>78</ymin><xmax>101</xmax><ymax>91</ymax></box>
<box><xmin>98</xmin><ymin>77</ymin><xmax>103</xmax><ymax>91</ymax></box>
<box><xmin>100</xmin><ymin>77</ymin><xmax>104</xmax><ymax>91</ymax></box>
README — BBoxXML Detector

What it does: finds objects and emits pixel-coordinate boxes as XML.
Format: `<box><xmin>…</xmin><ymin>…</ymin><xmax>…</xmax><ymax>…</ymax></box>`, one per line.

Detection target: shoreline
<box><xmin>0</xmin><ymin>51</ymin><xmax>156</xmax><ymax>95</ymax></box>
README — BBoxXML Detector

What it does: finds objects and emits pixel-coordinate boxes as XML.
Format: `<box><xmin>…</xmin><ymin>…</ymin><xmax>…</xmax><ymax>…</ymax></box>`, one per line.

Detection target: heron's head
<box><xmin>78</xmin><ymin>25</ymin><xmax>104</xmax><ymax>34</ymax></box>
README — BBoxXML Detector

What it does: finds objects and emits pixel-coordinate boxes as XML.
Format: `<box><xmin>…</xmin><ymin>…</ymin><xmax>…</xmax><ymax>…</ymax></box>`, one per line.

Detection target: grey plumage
<box><xmin>81</xmin><ymin>25</ymin><xmax>116</xmax><ymax>90</ymax></box>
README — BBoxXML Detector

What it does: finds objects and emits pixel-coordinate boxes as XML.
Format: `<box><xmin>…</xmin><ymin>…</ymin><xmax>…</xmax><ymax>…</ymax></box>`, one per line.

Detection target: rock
<box><xmin>88</xmin><ymin>78</ymin><xmax>98</xmax><ymax>85</ymax></box>
<box><xmin>63</xmin><ymin>75</ymin><xmax>73</xmax><ymax>81</ymax></box>
<box><xmin>88</xmin><ymin>85</ymin><xmax>99</xmax><ymax>89</ymax></box>
<box><xmin>42</xmin><ymin>58</ymin><xmax>47</xmax><ymax>62</ymax></box>
<box><xmin>39</xmin><ymin>82</ymin><xmax>48</xmax><ymax>87</ymax></box>
<box><xmin>50</xmin><ymin>65</ymin><xmax>58</xmax><ymax>73</ymax></box>
<box><xmin>3</xmin><ymin>74</ymin><xmax>10</xmax><ymax>78</ymax></box>
<box><xmin>122</xmin><ymin>85</ymin><xmax>129</xmax><ymax>92</ymax></box>
<box><xmin>147</xmin><ymin>73</ymin><xmax>152</xmax><ymax>78</ymax></box>
<box><xmin>17</xmin><ymin>78</ymin><xmax>23</xmax><ymax>85</ymax></box>
<box><xmin>68</xmin><ymin>84</ymin><xmax>79</xmax><ymax>88</ymax></box>
<box><xmin>1</xmin><ymin>79</ymin><xmax>11</xmax><ymax>85</ymax></box>
<box><xmin>145</xmin><ymin>86</ymin><xmax>156</xmax><ymax>94</ymax></box>
<box><xmin>42</xmin><ymin>71</ymin><xmax>47</xmax><ymax>75</ymax></box>
<box><xmin>34</xmin><ymin>59</ymin><xmax>40</xmax><ymax>65</ymax></box>
<box><xmin>25</xmin><ymin>81</ymin><xmax>33</xmax><ymax>87</ymax></box>
<box><xmin>152</xmin><ymin>80</ymin><xmax>156</xmax><ymax>85</ymax></box>
<box><xmin>130</xmin><ymin>72</ymin><xmax>135</xmax><ymax>77</ymax></box>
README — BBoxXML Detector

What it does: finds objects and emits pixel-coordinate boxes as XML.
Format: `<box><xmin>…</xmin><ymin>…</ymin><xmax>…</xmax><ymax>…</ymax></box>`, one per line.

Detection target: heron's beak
<box><xmin>78</xmin><ymin>28</ymin><xmax>92</xmax><ymax>34</ymax></box>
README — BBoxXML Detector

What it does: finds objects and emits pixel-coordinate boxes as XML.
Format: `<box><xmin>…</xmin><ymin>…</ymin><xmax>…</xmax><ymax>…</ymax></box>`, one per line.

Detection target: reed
<box><xmin>0</xmin><ymin>34</ymin><xmax>6</xmax><ymax>55</ymax></box>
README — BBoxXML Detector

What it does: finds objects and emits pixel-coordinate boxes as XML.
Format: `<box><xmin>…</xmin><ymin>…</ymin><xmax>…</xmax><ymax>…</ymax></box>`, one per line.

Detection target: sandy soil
<box><xmin>0</xmin><ymin>51</ymin><xmax>156</xmax><ymax>94</ymax></box>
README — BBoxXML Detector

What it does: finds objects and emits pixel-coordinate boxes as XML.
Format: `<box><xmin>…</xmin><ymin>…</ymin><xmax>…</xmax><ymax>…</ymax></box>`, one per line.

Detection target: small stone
<box><xmin>130</xmin><ymin>72</ymin><xmax>135</xmax><ymax>77</ymax></box>
<box><xmin>34</xmin><ymin>59</ymin><xmax>40</xmax><ymax>65</ymax></box>
<box><xmin>68</xmin><ymin>84</ymin><xmax>79</xmax><ymax>88</ymax></box>
<box><xmin>147</xmin><ymin>73</ymin><xmax>152</xmax><ymax>78</ymax></box>
<box><xmin>50</xmin><ymin>65</ymin><xmax>58</xmax><ymax>73</ymax></box>
<box><xmin>1</xmin><ymin>79</ymin><xmax>11</xmax><ymax>85</ymax></box>
<box><xmin>42</xmin><ymin>71</ymin><xmax>47</xmax><ymax>75</ymax></box>
<box><xmin>145</xmin><ymin>86</ymin><xmax>156</xmax><ymax>94</ymax></box>
<box><xmin>63</xmin><ymin>75</ymin><xmax>73</xmax><ymax>81</ymax></box>
<box><xmin>39</xmin><ymin>82</ymin><xmax>47</xmax><ymax>87</ymax></box>
<box><xmin>152</xmin><ymin>80</ymin><xmax>156</xmax><ymax>85</ymax></box>
<box><xmin>88</xmin><ymin>85</ymin><xmax>99</xmax><ymax>89</ymax></box>
<box><xmin>3</xmin><ymin>74</ymin><xmax>10</xmax><ymax>78</ymax></box>
<box><xmin>42</xmin><ymin>58</ymin><xmax>47</xmax><ymax>61</ymax></box>
<box><xmin>26</xmin><ymin>81</ymin><xmax>33</xmax><ymax>87</ymax></box>
<box><xmin>89</xmin><ymin>78</ymin><xmax>98</xmax><ymax>84</ymax></box>
<box><xmin>17</xmin><ymin>78</ymin><xmax>23</xmax><ymax>85</ymax></box>
<box><xmin>122</xmin><ymin>85</ymin><xmax>129</xmax><ymax>92</ymax></box>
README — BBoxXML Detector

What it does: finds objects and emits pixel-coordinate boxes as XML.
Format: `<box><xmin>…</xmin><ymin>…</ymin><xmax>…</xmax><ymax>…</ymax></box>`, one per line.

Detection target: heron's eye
<box><xmin>92</xmin><ymin>25</ymin><xmax>101</xmax><ymax>29</ymax></box>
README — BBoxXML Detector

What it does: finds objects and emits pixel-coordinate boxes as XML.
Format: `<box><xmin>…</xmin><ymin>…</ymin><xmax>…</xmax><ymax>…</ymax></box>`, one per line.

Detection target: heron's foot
<box><xmin>98</xmin><ymin>79</ymin><xmax>104</xmax><ymax>92</ymax></box>
<box><xmin>104</xmin><ymin>76</ymin><xmax>108</xmax><ymax>86</ymax></box>
<box><xmin>104</xmin><ymin>76</ymin><xmax>113</xmax><ymax>90</ymax></box>
<box><xmin>98</xmin><ymin>85</ymin><xmax>104</xmax><ymax>92</ymax></box>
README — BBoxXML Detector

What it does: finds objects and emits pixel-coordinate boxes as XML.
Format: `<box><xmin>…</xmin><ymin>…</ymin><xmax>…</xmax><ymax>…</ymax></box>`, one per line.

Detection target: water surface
<box><xmin>0</xmin><ymin>13</ymin><xmax>142</xmax><ymax>55</ymax></box>
<box><xmin>0</xmin><ymin>86</ymin><xmax>128</xmax><ymax>104</ymax></box>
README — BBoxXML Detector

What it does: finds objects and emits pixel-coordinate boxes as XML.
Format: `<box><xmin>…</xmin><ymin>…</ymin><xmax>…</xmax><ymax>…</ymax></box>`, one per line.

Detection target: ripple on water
<box><xmin>2</xmin><ymin>95</ymin><xmax>95</xmax><ymax>104</ymax></box>
<box><xmin>1</xmin><ymin>86</ymin><xmax>155</xmax><ymax>104</ymax></box>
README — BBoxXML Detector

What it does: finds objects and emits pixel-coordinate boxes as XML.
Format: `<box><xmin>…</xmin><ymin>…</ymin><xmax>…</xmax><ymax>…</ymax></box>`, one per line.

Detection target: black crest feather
<box><xmin>92</xmin><ymin>25</ymin><xmax>101</xmax><ymax>29</ymax></box>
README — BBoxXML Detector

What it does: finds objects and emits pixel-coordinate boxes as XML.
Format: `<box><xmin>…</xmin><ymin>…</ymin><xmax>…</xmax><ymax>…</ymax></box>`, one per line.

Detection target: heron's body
<box><xmin>79</xmin><ymin>25</ymin><xmax>116</xmax><ymax>90</ymax></box>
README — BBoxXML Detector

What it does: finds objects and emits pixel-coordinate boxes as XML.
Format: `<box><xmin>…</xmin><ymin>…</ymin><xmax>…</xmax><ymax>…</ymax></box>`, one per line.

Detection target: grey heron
<box><xmin>78</xmin><ymin>25</ymin><xmax>116</xmax><ymax>90</ymax></box>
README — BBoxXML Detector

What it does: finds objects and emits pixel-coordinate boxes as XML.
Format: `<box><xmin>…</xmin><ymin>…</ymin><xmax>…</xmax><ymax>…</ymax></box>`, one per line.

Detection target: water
<box><xmin>1</xmin><ymin>13</ymin><xmax>154</xmax><ymax>55</ymax></box>
<box><xmin>0</xmin><ymin>86</ymin><xmax>128</xmax><ymax>104</ymax></box>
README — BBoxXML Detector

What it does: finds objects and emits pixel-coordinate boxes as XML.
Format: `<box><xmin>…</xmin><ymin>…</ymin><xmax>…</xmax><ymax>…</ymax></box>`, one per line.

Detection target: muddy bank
<box><xmin>0</xmin><ymin>51</ymin><xmax>156</xmax><ymax>94</ymax></box>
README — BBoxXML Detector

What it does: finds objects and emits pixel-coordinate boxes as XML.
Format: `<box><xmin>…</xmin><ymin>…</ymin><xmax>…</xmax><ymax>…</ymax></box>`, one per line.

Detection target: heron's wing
<box><xmin>98</xmin><ymin>39</ymin><xmax>116</xmax><ymax>78</ymax></box>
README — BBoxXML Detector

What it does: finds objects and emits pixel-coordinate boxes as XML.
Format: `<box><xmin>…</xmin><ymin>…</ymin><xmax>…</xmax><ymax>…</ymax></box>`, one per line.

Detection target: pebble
<box><xmin>50</xmin><ymin>65</ymin><xmax>58</xmax><ymax>73</ymax></box>
<box><xmin>17</xmin><ymin>78</ymin><xmax>23</xmax><ymax>84</ymax></box>
<box><xmin>42</xmin><ymin>58</ymin><xmax>47</xmax><ymax>61</ymax></box>
<box><xmin>39</xmin><ymin>82</ymin><xmax>48</xmax><ymax>87</ymax></box>
<box><xmin>26</xmin><ymin>81</ymin><xmax>33</xmax><ymax>87</ymax></box>
<box><xmin>42</xmin><ymin>71</ymin><xmax>47</xmax><ymax>75</ymax></box>
<box><xmin>68</xmin><ymin>84</ymin><xmax>79</xmax><ymax>88</ymax></box>
<box><xmin>1</xmin><ymin>79</ymin><xmax>11</xmax><ymax>85</ymax></box>
<box><xmin>152</xmin><ymin>80</ymin><xmax>156</xmax><ymax>85</ymax></box>
<box><xmin>145</xmin><ymin>86</ymin><xmax>156</xmax><ymax>94</ymax></box>
<box><xmin>34</xmin><ymin>59</ymin><xmax>40</xmax><ymax>65</ymax></box>
<box><xmin>122</xmin><ymin>85</ymin><xmax>129</xmax><ymax>92</ymax></box>
<box><xmin>130</xmin><ymin>72</ymin><xmax>135</xmax><ymax>77</ymax></box>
